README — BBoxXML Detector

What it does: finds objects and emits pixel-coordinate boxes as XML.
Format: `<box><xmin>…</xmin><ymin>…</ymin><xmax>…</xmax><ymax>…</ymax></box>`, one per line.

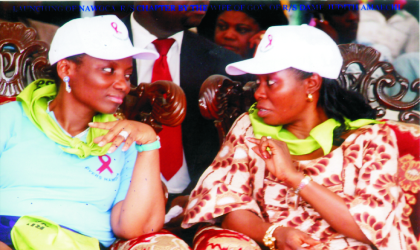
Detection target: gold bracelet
<box><xmin>262</xmin><ymin>224</ymin><xmax>282</xmax><ymax>250</ymax></box>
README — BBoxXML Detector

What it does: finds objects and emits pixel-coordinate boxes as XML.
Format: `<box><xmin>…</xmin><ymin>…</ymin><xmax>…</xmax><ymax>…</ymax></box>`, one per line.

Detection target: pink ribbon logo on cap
<box><xmin>265</xmin><ymin>35</ymin><xmax>273</xmax><ymax>48</ymax></box>
<box><xmin>260</xmin><ymin>34</ymin><xmax>274</xmax><ymax>52</ymax></box>
<box><xmin>111</xmin><ymin>22</ymin><xmax>121</xmax><ymax>34</ymax></box>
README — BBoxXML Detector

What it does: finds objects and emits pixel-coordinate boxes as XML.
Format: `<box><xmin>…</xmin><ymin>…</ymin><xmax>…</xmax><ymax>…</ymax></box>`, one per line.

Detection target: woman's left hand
<box><xmin>247</xmin><ymin>136</ymin><xmax>302</xmax><ymax>187</ymax></box>
<box><xmin>89</xmin><ymin>120</ymin><xmax>157</xmax><ymax>154</ymax></box>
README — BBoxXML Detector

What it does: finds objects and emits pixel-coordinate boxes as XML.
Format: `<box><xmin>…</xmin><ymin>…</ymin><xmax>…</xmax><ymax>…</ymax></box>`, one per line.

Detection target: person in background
<box><xmin>312</xmin><ymin>0</ymin><xmax>359</xmax><ymax>44</ymax></box>
<box><xmin>357</xmin><ymin>0</ymin><xmax>419</xmax><ymax>61</ymax></box>
<box><xmin>198</xmin><ymin>1</ymin><xmax>289</xmax><ymax>58</ymax></box>
<box><xmin>312</xmin><ymin>0</ymin><xmax>393</xmax><ymax>62</ymax></box>
<box><xmin>312</xmin><ymin>0</ymin><xmax>418</xmax><ymax>110</ymax></box>
<box><xmin>0</xmin><ymin>1</ymin><xmax>59</xmax><ymax>45</ymax></box>
<box><xmin>123</xmin><ymin>1</ymin><xmax>251</xmax><ymax>209</ymax></box>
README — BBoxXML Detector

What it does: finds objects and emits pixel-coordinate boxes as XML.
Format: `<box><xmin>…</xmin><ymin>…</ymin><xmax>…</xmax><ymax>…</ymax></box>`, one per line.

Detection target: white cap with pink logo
<box><xmin>225</xmin><ymin>25</ymin><xmax>343</xmax><ymax>79</ymax></box>
<box><xmin>49</xmin><ymin>15</ymin><xmax>158</xmax><ymax>65</ymax></box>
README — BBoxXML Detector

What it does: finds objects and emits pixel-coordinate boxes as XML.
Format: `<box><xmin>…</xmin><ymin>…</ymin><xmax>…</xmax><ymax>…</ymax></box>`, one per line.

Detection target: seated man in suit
<box><xmin>123</xmin><ymin>1</ymin><xmax>250</xmax><ymax>207</ymax></box>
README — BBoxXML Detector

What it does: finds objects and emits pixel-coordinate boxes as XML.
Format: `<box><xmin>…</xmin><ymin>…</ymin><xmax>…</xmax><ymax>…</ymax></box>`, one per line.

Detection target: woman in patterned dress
<box><xmin>182</xmin><ymin>25</ymin><xmax>418</xmax><ymax>250</ymax></box>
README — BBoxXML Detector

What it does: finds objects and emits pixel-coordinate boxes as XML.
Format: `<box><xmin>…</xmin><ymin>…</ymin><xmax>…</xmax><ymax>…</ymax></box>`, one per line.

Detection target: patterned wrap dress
<box><xmin>182</xmin><ymin>113</ymin><xmax>418</xmax><ymax>250</ymax></box>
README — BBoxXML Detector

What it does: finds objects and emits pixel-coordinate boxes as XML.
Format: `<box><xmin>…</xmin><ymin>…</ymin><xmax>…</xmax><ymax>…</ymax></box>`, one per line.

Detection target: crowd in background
<box><xmin>1</xmin><ymin>0</ymin><xmax>418</xmax><ymax>78</ymax></box>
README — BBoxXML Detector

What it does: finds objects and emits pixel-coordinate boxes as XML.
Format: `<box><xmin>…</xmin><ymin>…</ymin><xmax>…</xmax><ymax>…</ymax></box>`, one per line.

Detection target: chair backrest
<box><xmin>0</xmin><ymin>22</ymin><xmax>50</xmax><ymax>104</ymax></box>
<box><xmin>119</xmin><ymin>80</ymin><xmax>187</xmax><ymax>134</ymax></box>
<box><xmin>338</xmin><ymin>44</ymin><xmax>419</xmax><ymax>123</ymax></box>
<box><xmin>0</xmin><ymin>21</ymin><xmax>187</xmax><ymax>133</ymax></box>
<box><xmin>199</xmin><ymin>43</ymin><xmax>420</xmax><ymax>239</ymax></box>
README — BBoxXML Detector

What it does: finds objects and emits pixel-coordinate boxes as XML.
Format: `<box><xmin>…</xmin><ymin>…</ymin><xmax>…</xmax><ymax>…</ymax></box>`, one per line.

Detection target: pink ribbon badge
<box><xmin>111</xmin><ymin>22</ymin><xmax>121</xmax><ymax>34</ymax></box>
<box><xmin>265</xmin><ymin>35</ymin><xmax>273</xmax><ymax>48</ymax></box>
<box><xmin>97</xmin><ymin>155</ymin><xmax>113</xmax><ymax>174</ymax></box>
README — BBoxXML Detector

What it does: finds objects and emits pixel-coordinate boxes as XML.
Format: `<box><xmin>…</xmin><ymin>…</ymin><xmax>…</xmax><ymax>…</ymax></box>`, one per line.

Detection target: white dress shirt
<box><xmin>130</xmin><ymin>13</ymin><xmax>190</xmax><ymax>194</ymax></box>
<box><xmin>357</xmin><ymin>9</ymin><xmax>419</xmax><ymax>60</ymax></box>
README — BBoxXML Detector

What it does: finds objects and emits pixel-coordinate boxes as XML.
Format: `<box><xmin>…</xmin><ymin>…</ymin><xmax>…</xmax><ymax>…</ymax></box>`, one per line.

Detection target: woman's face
<box><xmin>254</xmin><ymin>69</ymin><xmax>309</xmax><ymax>126</ymax></box>
<box><xmin>67</xmin><ymin>55</ymin><xmax>132</xmax><ymax>114</ymax></box>
<box><xmin>214</xmin><ymin>11</ymin><xmax>260</xmax><ymax>58</ymax></box>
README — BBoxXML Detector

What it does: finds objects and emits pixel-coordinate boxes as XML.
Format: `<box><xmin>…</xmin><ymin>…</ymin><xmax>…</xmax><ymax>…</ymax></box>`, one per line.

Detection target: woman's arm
<box><xmin>89</xmin><ymin>120</ymin><xmax>165</xmax><ymax>239</ymax></box>
<box><xmin>0</xmin><ymin>241</ymin><xmax>13</xmax><ymax>250</ymax></box>
<box><xmin>297</xmin><ymin>180</ymin><xmax>371</xmax><ymax>244</ymax></box>
<box><xmin>111</xmin><ymin>149</ymin><xmax>164</xmax><ymax>239</ymax></box>
<box><xmin>222</xmin><ymin>210</ymin><xmax>319</xmax><ymax>250</ymax></box>
<box><xmin>247</xmin><ymin>137</ymin><xmax>372</xmax><ymax>245</ymax></box>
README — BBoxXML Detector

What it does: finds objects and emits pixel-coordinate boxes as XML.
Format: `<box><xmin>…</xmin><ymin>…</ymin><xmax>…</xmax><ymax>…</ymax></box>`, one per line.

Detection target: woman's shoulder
<box><xmin>357</xmin><ymin>122</ymin><xmax>393</xmax><ymax>135</ymax></box>
<box><xmin>344</xmin><ymin>122</ymin><xmax>396</xmax><ymax>146</ymax></box>
<box><xmin>1</xmin><ymin>100</ymin><xmax>23</xmax><ymax>110</ymax></box>
<box><xmin>228</xmin><ymin>113</ymin><xmax>253</xmax><ymax>135</ymax></box>
<box><xmin>236</xmin><ymin>113</ymin><xmax>251</xmax><ymax>125</ymax></box>
<box><xmin>0</xmin><ymin>102</ymin><xmax>25</xmax><ymax>147</ymax></box>
<box><xmin>0</xmin><ymin>101</ymin><xmax>24</xmax><ymax>119</ymax></box>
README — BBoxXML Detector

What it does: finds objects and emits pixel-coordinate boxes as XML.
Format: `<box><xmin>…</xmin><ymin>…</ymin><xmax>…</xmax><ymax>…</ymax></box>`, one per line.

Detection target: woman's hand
<box><xmin>89</xmin><ymin>120</ymin><xmax>157</xmax><ymax>153</ymax></box>
<box><xmin>247</xmin><ymin>136</ymin><xmax>303</xmax><ymax>187</ymax></box>
<box><xmin>274</xmin><ymin>227</ymin><xmax>320</xmax><ymax>250</ymax></box>
<box><xmin>222</xmin><ymin>210</ymin><xmax>319</xmax><ymax>250</ymax></box>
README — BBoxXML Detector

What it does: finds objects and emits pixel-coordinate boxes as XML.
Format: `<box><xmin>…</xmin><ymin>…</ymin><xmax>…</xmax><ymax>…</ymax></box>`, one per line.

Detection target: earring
<box><xmin>307</xmin><ymin>93</ymin><xmax>313</xmax><ymax>102</ymax></box>
<box><xmin>63</xmin><ymin>76</ymin><xmax>71</xmax><ymax>93</ymax></box>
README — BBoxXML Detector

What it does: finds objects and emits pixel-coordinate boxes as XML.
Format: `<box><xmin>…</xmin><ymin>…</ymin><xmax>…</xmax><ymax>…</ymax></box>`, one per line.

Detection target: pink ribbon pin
<box><xmin>111</xmin><ymin>22</ymin><xmax>121</xmax><ymax>34</ymax></box>
<box><xmin>97</xmin><ymin>155</ymin><xmax>113</xmax><ymax>174</ymax></box>
<box><xmin>265</xmin><ymin>35</ymin><xmax>273</xmax><ymax>48</ymax></box>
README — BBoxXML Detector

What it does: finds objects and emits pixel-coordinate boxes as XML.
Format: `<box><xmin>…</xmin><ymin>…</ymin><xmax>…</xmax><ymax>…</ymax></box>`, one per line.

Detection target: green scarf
<box><xmin>248</xmin><ymin>103</ymin><xmax>381</xmax><ymax>155</ymax></box>
<box><xmin>17</xmin><ymin>79</ymin><xmax>116</xmax><ymax>158</ymax></box>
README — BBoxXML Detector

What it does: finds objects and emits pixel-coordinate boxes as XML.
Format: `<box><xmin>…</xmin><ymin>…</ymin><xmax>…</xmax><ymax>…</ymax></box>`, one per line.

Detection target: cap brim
<box><xmin>226</xmin><ymin>56</ymin><xmax>290</xmax><ymax>76</ymax></box>
<box><xmin>132</xmin><ymin>48</ymin><xmax>159</xmax><ymax>60</ymax></box>
<box><xmin>87</xmin><ymin>47</ymin><xmax>159</xmax><ymax>61</ymax></box>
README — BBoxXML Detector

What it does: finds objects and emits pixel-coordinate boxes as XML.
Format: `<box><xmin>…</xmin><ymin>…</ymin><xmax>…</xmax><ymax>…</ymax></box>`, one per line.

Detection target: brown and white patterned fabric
<box><xmin>384</xmin><ymin>121</ymin><xmax>420</xmax><ymax>205</ymax></box>
<box><xmin>384</xmin><ymin>121</ymin><xmax>420</xmax><ymax>243</ymax></box>
<box><xmin>182</xmin><ymin>113</ymin><xmax>418</xmax><ymax>250</ymax></box>
<box><xmin>193</xmin><ymin>225</ymin><xmax>261</xmax><ymax>250</ymax></box>
<box><xmin>110</xmin><ymin>230</ymin><xmax>191</xmax><ymax>250</ymax></box>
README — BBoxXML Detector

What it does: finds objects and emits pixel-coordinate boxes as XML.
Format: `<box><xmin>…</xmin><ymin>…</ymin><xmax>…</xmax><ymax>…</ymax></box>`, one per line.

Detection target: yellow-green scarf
<box><xmin>17</xmin><ymin>79</ymin><xmax>116</xmax><ymax>158</ymax></box>
<box><xmin>248</xmin><ymin>103</ymin><xmax>381</xmax><ymax>155</ymax></box>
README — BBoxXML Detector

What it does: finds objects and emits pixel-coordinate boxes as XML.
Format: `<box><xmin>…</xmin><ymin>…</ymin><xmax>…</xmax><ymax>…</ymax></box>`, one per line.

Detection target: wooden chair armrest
<box><xmin>1</xmin><ymin>22</ymin><xmax>50</xmax><ymax>99</ymax></box>
<box><xmin>120</xmin><ymin>80</ymin><xmax>187</xmax><ymax>133</ymax></box>
<box><xmin>199</xmin><ymin>74</ymin><xmax>256</xmax><ymax>145</ymax></box>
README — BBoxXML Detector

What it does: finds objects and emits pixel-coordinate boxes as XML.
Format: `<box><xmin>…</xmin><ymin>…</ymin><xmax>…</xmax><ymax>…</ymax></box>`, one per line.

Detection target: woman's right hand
<box><xmin>274</xmin><ymin>227</ymin><xmax>320</xmax><ymax>250</ymax></box>
<box><xmin>89</xmin><ymin>120</ymin><xmax>157</xmax><ymax>153</ymax></box>
<box><xmin>247</xmin><ymin>136</ymin><xmax>303</xmax><ymax>188</ymax></box>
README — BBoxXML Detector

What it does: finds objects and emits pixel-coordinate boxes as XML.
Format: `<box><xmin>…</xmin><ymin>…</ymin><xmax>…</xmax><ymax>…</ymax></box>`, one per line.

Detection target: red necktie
<box><xmin>152</xmin><ymin>39</ymin><xmax>183</xmax><ymax>181</ymax></box>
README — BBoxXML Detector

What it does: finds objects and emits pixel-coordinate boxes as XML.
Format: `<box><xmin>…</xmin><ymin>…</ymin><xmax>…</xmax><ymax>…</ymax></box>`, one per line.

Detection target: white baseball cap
<box><xmin>49</xmin><ymin>15</ymin><xmax>158</xmax><ymax>65</ymax></box>
<box><xmin>225</xmin><ymin>25</ymin><xmax>343</xmax><ymax>79</ymax></box>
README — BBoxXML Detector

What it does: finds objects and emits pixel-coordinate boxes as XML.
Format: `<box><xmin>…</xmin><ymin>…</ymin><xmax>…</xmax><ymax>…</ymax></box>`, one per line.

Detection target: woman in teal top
<box><xmin>0</xmin><ymin>15</ymin><xmax>165</xmax><ymax>249</ymax></box>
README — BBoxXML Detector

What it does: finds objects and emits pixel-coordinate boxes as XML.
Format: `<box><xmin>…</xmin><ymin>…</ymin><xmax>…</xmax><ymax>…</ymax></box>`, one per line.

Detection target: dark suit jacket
<box><xmin>123</xmin><ymin>17</ymin><xmax>252</xmax><ymax>191</ymax></box>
